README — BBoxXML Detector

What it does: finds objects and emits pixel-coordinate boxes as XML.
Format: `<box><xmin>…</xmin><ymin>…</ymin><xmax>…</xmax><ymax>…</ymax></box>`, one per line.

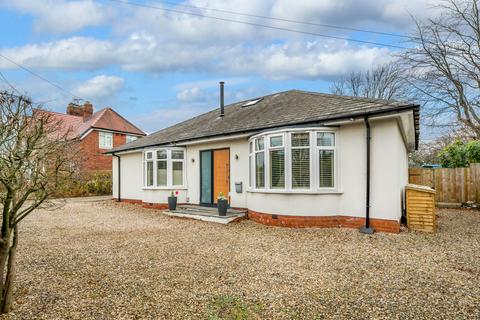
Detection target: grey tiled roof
<box><xmin>108</xmin><ymin>90</ymin><xmax>418</xmax><ymax>153</ymax></box>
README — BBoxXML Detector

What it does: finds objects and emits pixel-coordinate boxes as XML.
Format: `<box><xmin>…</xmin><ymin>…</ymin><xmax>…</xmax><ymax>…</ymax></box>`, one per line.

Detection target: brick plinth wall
<box><xmin>142</xmin><ymin>202</ymin><xmax>169</xmax><ymax>210</ymax></box>
<box><xmin>248</xmin><ymin>210</ymin><xmax>400</xmax><ymax>233</ymax></box>
<box><xmin>115</xmin><ymin>198</ymin><xmax>142</xmax><ymax>205</ymax></box>
<box><xmin>115</xmin><ymin>198</ymin><xmax>183</xmax><ymax>210</ymax></box>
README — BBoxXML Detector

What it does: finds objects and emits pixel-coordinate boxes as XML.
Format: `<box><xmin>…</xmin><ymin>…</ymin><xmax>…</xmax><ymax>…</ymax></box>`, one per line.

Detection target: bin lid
<box><xmin>405</xmin><ymin>184</ymin><xmax>436</xmax><ymax>194</ymax></box>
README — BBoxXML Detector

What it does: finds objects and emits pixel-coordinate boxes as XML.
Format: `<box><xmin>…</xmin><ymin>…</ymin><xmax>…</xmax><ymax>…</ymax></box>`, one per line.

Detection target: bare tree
<box><xmin>0</xmin><ymin>92</ymin><xmax>77</xmax><ymax>313</ymax></box>
<box><xmin>330</xmin><ymin>62</ymin><xmax>406</xmax><ymax>100</ymax></box>
<box><xmin>402</xmin><ymin>0</ymin><xmax>480</xmax><ymax>138</ymax></box>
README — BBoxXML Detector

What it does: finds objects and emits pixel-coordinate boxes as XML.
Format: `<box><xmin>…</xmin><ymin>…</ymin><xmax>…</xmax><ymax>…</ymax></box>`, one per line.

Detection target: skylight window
<box><xmin>242</xmin><ymin>98</ymin><xmax>263</xmax><ymax>107</ymax></box>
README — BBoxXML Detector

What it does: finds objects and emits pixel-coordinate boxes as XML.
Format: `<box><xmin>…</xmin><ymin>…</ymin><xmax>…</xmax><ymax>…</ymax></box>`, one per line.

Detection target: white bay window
<box><xmin>144</xmin><ymin>148</ymin><xmax>185</xmax><ymax>188</ymax></box>
<box><xmin>249</xmin><ymin>128</ymin><xmax>337</xmax><ymax>192</ymax></box>
<box><xmin>269</xmin><ymin>135</ymin><xmax>285</xmax><ymax>189</ymax></box>
<box><xmin>254</xmin><ymin>137</ymin><xmax>265</xmax><ymax>188</ymax></box>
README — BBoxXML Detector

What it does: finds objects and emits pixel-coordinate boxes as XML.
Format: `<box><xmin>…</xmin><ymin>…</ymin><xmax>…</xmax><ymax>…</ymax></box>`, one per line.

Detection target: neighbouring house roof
<box><xmin>108</xmin><ymin>89</ymin><xmax>419</xmax><ymax>153</ymax></box>
<box><xmin>42</xmin><ymin>107</ymin><xmax>146</xmax><ymax>139</ymax></box>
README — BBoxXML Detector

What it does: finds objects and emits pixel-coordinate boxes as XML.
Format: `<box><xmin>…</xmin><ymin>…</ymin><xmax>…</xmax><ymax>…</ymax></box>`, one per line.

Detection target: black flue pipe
<box><xmin>219</xmin><ymin>81</ymin><xmax>225</xmax><ymax>117</ymax></box>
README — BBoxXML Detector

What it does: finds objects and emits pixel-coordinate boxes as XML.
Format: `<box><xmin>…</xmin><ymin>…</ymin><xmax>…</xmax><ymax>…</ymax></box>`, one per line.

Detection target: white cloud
<box><xmin>0</xmin><ymin>0</ymin><xmax>442</xmax><ymax>82</ymax></box>
<box><xmin>176</xmin><ymin>87</ymin><xmax>207</xmax><ymax>102</ymax></box>
<box><xmin>0</xmin><ymin>36</ymin><xmax>394</xmax><ymax>80</ymax></box>
<box><xmin>0</xmin><ymin>0</ymin><xmax>110</xmax><ymax>34</ymax></box>
<box><xmin>74</xmin><ymin>75</ymin><xmax>124</xmax><ymax>101</ymax></box>
<box><xmin>0</xmin><ymin>37</ymin><xmax>114</xmax><ymax>70</ymax></box>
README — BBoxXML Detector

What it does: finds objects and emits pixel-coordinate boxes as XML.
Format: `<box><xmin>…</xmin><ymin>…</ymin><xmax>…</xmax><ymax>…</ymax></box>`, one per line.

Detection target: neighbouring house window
<box><xmin>145</xmin><ymin>151</ymin><xmax>154</xmax><ymax>187</ymax></box>
<box><xmin>126</xmin><ymin>135</ymin><xmax>138</xmax><ymax>143</ymax></box>
<box><xmin>143</xmin><ymin>148</ymin><xmax>186</xmax><ymax>188</ymax></box>
<box><xmin>99</xmin><ymin>131</ymin><xmax>113</xmax><ymax>149</ymax></box>
<box><xmin>269</xmin><ymin>135</ymin><xmax>285</xmax><ymax>189</ymax></box>
<box><xmin>248</xmin><ymin>129</ymin><xmax>336</xmax><ymax>192</ymax></box>
<box><xmin>291</xmin><ymin>133</ymin><xmax>310</xmax><ymax>189</ymax></box>
<box><xmin>255</xmin><ymin>137</ymin><xmax>265</xmax><ymax>188</ymax></box>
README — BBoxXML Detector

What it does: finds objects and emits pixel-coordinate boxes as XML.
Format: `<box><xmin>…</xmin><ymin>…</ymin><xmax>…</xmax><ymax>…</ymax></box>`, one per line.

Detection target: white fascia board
<box><xmin>179</xmin><ymin>133</ymin><xmax>251</xmax><ymax>146</ymax></box>
<box><xmin>78</xmin><ymin>128</ymin><xmax>93</xmax><ymax>140</ymax></box>
<box><xmin>79</xmin><ymin>128</ymin><xmax>144</xmax><ymax>141</ymax></box>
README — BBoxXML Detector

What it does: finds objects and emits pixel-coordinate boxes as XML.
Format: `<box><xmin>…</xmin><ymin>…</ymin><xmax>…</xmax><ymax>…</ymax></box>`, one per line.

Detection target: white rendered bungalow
<box><xmin>107</xmin><ymin>84</ymin><xmax>419</xmax><ymax>233</ymax></box>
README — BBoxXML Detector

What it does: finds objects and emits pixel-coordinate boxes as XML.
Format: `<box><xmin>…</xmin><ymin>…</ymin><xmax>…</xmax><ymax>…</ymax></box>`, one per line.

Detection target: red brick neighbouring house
<box><xmin>45</xmin><ymin>102</ymin><xmax>146</xmax><ymax>171</ymax></box>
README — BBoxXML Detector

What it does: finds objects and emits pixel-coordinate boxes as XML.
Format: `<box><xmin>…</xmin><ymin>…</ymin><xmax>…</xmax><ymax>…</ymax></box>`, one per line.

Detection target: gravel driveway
<box><xmin>1</xmin><ymin>200</ymin><xmax>479</xmax><ymax>319</ymax></box>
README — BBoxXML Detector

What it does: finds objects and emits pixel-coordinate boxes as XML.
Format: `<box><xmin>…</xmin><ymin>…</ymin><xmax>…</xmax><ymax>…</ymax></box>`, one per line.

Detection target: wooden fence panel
<box><xmin>408</xmin><ymin>163</ymin><xmax>480</xmax><ymax>204</ymax></box>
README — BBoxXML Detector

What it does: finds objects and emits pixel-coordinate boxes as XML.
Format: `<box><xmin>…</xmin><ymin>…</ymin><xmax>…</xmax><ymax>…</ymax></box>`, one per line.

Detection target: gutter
<box><xmin>105</xmin><ymin>103</ymin><xmax>420</xmax><ymax>155</ymax></box>
<box><xmin>360</xmin><ymin>116</ymin><xmax>374</xmax><ymax>234</ymax></box>
<box><xmin>112</xmin><ymin>153</ymin><xmax>121</xmax><ymax>202</ymax></box>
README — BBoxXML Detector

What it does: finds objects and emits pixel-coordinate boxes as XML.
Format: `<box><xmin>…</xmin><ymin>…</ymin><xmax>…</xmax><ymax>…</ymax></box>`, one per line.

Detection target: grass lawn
<box><xmin>2</xmin><ymin>200</ymin><xmax>479</xmax><ymax>319</ymax></box>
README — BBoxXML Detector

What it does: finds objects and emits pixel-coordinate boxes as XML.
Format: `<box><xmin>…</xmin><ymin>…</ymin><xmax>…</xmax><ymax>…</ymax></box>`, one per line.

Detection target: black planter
<box><xmin>217</xmin><ymin>199</ymin><xmax>228</xmax><ymax>216</ymax></box>
<box><xmin>168</xmin><ymin>196</ymin><xmax>177</xmax><ymax>210</ymax></box>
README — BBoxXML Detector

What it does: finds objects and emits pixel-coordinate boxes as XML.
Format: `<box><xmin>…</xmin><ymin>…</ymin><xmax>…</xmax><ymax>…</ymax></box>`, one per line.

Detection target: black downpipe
<box><xmin>360</xmin><ymin>116</ymin><xmax>375</xmax><ymax>234</ymax></box>
<box><xmin>113</xmin><ymin>153</ymin><xmax>121</xmax><ymax>202</ymax></box>
<box><xmin>219</xmin><ymin>81</ymin><xmax>225</xmax><ymax>117</ymax></box>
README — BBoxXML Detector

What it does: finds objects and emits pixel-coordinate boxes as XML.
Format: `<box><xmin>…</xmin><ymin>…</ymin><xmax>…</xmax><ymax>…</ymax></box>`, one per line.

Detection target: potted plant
<box><xmin>168</xmin><ymin>191</ymin><xmax>178</xmax><ymax>210</ymax></box>
<box><xmin>217</xmin><ymin>192</ymin><xmax>228</xmax><ymax>216</ymax></box>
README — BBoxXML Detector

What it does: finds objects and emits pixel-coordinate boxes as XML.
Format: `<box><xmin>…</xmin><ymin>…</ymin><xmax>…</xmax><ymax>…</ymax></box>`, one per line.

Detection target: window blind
<box><xmin>269</xmin><ymin>149</ymin><xmax>285</xmax><ymax>188</ymax></box>
<box><xmin>255</xmin><ymin>152</ymin><xmax>265</xmax><ymax>188</ymax></box>
<box><xmin>292</xmin><ymin>148</ymin><xmax>310</xmax><ymax>188</ymax></box>
<box><xmin>156</xmin><ymin>160</ymin><xmax>167</xmax><ymax>186</ymax></box>
<box><xmin>172</xmin><ymin>162</ymin><xmax>183</xmax><ymax>186</ymax></box>
<box><xmin>319</xmin><ymin>150</ymin><xmax>334</xmax><ymax>187</ymax></box>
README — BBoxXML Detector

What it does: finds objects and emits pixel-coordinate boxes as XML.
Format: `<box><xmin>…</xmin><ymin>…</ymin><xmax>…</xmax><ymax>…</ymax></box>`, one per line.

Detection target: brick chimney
<box><xmin>82</xmin><ymin>101</ymin><xmax>93</xmax><ymax>120</ymax></box>
<box><xmin>66</xmin><ymin>101</ymin><xmax>94</xmax><ymax>120</ymax></box>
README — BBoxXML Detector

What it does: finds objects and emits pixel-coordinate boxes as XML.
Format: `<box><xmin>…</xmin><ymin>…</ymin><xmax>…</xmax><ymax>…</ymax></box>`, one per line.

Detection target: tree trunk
<box><xmin>0</xmin><ymin>237</ymin><xmax>10</xmax><ymax>304</ymax></box>
<box><xmin>0</xmin><ymin>225</ymin><xmax>17</xmax><ymax>313</ymax></box>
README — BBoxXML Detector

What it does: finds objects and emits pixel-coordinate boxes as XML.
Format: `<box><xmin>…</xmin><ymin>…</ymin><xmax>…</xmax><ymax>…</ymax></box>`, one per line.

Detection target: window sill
<box><xmin>246</xmin><ymin>189</ymin><xmax>343</xmax><ymax>195</ymax></box>
<box><xmin>142</xmin><ymin>186</ymin><xmax>187</xmax><ymax>190</ymax></box>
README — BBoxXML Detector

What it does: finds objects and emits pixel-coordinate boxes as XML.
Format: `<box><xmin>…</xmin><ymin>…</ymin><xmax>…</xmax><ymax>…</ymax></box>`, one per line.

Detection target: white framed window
<box><xmin>269</xmin><ymin>135</ymin><xmax>285</xmax><ymax>189</ymax></box>
<box><xmin>143</xmin><ymin>148</ymin><xmax>186</xmax><ymax>188</ymax></box>
<box><xmin>126</xmin><ymin>135</ymin><xmax>138</xmax><ymax>143</ymax></box>
<box><xmin>317</xmin><ymin>132</ymin><xmax>335</xmax><ymax>188</ymax></box>
<box><xmin>156</xmin><ymin>150</ymin><xmax>167</xmax><ymax>186</ymax></box>
<box><xmin>99</xmin><ymin>131</ymin><xmax>113</xmax><ymax>149</ymax></box>
<box><xmin>144</xmin><ymin>151</ymin><xmax>154</xmax><ymax>187</ymax></box>
<box><xmin>171</xmin><ymin>150</ymin><xmax>184</xmax><ymax>186</ymax></box>
<box><xmin>291</xmin><ymin>132</ymin><xmax>310</xmax><ymax>189</ymax></box>
<box><xmin>254</xmin><ymin>137</ymin><xmax>265</xmax><ymax>188</ymax></box>
<box><xmin>249</xmin><ymin>128</ymin><xmax>337</xmax><ymax>192</ymax></box>
<box><xmin>248</xmin><ymin>142</ymin><xmax>253</xmax><ymax>187</ymax></box>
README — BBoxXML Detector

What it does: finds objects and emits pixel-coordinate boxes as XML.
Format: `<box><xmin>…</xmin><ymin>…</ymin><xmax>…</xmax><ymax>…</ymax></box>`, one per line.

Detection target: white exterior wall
<box><xmin>185</xmin><ymin>138</ymin><xmax>249</xmax><ymax>208</ymax></box>
<box><xmin>113</xmin><ymin>118</ymin><xmax>409</xmax><ymax>222</ymax></box>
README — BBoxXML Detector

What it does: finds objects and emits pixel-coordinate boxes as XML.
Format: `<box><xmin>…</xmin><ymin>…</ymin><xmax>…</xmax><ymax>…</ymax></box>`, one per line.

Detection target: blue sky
<box><xmin>0</xmin><ymin>0</ymin><xmax>436</xmax><ymax>133</ymax></box>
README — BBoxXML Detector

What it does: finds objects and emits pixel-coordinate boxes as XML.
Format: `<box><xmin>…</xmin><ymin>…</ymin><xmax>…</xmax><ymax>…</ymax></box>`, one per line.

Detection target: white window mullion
<box><xmin>310</xmin><ymin>131</ymin><xmax>315</xmax><ymax>191</ymax></box>
<box><xmin>265</xmin><ymin>137</ymin><xmax>270</xmax><ymax>191</ymax></box>
<box><xmin>167</xmin><ymin>150</ymin><xmax>172</xmax><ymax>188</ymax></box>
<box><xmin>153</xmin><ymin>151</ymin><xmax>157</xmax><ymax>187</ymax></box>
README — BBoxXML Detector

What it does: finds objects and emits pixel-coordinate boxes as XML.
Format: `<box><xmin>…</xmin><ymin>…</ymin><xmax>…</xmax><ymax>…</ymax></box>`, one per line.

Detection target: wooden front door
<box><xmin>213</xmin><ymin>149</ymin><xmax>230</xmax><ymax>204</ymax></box>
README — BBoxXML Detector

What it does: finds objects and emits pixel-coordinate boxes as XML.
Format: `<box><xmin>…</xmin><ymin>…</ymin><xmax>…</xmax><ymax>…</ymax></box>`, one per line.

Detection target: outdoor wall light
<box><xmin>191</xmin><ymin>158</ymin><xmax>195</xmax><ymax>163</ymax></box>
<box><xmin>235</xmin><ymin>154</ymin><xmax>239</xmax><ymax>160</ymax></box>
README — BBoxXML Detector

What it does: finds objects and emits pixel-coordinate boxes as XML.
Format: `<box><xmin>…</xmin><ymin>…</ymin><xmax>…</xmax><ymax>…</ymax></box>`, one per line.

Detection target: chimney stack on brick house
<box><xmin>66</xmin><ymin>101</ymin><xmax>94</xmax><ymax>120</ymax></box>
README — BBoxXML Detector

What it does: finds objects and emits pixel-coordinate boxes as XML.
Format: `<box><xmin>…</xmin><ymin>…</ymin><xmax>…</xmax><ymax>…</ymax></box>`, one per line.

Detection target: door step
<box><xmin>163</xmin><ymin>205</ymin><xmax>246</xmax><ymax>224</ymax></box>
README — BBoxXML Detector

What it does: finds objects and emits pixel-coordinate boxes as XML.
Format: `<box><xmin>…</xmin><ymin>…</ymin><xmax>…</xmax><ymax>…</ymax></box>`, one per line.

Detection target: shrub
<box><xmin>53</xmin><ymin>170</ymin><xmax>112</xmax><ymax>198</ymax></box>
<box><xmin>438</xmin><ymin>139</ymin><xmax>480</xmax><ymax>168</ymax></box>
